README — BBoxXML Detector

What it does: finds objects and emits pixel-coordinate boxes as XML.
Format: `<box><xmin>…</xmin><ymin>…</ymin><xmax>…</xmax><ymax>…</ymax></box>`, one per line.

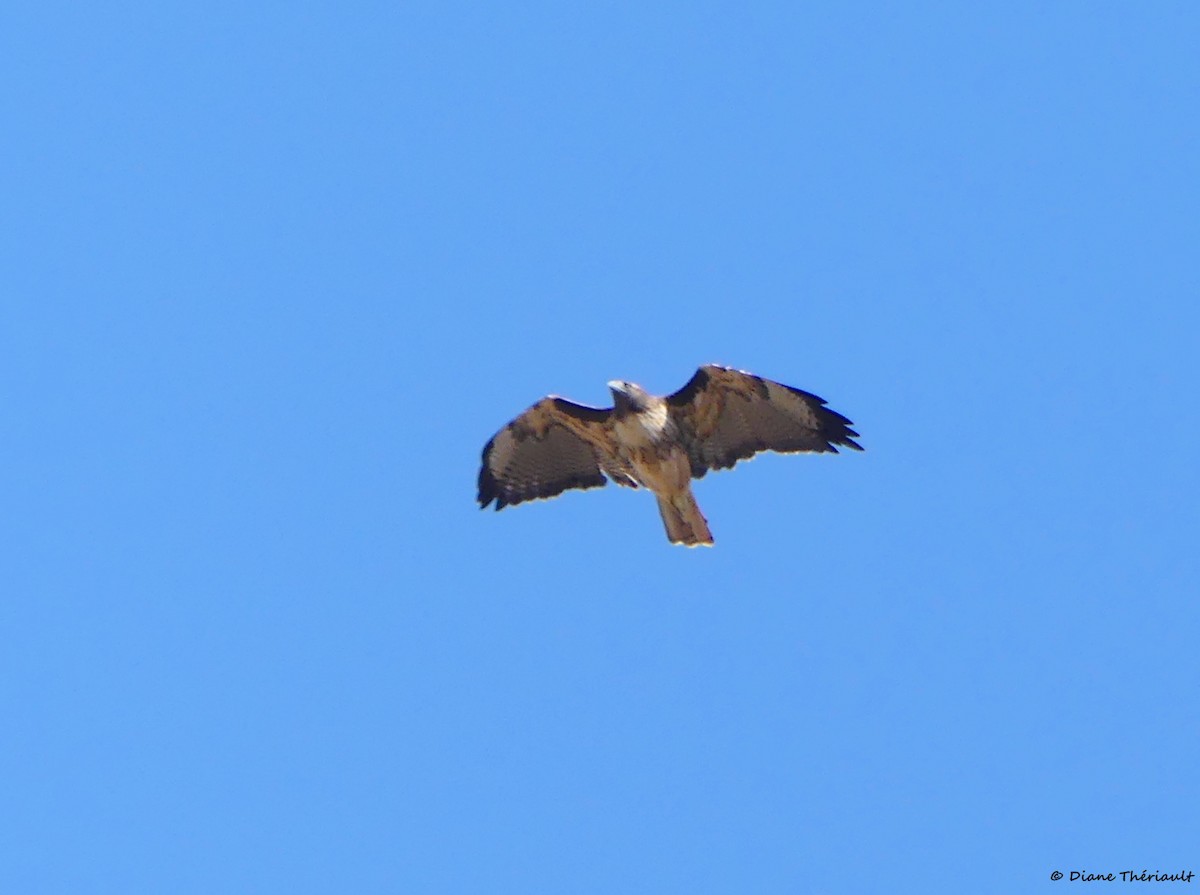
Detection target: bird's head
<box><xmin>607</xmin><ymin>380</ymin><xmax>651</xmax><ymax>414</ymax></box>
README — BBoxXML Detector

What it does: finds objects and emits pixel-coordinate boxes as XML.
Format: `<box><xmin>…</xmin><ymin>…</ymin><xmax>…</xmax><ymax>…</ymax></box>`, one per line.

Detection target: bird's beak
<box><xmin>607</xmin><ymin>380</ymin><xmax>626</xmax><ymax>394</ymax></box>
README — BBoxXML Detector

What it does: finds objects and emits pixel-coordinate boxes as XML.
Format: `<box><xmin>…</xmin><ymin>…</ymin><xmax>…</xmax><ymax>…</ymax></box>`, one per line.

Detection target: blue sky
<box><xmin>3</xmin><ymin>3</ymin><xmax>1198</xmax><ymax>892</ymax></box>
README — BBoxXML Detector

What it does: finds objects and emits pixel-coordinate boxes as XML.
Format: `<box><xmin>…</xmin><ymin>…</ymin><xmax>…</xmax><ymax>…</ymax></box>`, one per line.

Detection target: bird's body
<box><xmin>606</xmin><ymin>384</ymin><xmax>712</xmax><ymax>545</ymax></box>
<box><xmin>477</xmin><ymin>365</ymin><xmax>862</xmax><ymax>546</ymax></box>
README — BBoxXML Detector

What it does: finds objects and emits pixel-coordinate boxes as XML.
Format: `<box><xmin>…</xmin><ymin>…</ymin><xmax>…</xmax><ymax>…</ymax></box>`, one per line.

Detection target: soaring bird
<box><xmin>477</xmin><ymin>364</ymin><xmax>862</xmax><ymax>546</ymax></box>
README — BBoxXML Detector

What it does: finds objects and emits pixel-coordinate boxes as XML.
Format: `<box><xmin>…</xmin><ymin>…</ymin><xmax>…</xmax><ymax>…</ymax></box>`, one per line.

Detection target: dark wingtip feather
<box><xmin>477</xmin><ymin>436</ymin><xmax>499</xmax><ymax>508</ymax></box>
<box><xmin>778</xmin><ymin>384</ymin><xmax>864</xmax><ymax>449</ymax></box>
<box><xmin>809</xmin><ymin>397</ymin><xmax>864</xmax><ymax>453</ymax></box>
<box><xmin>825</xmin><ymin>418</ymin><xmax>864</xmax><ymax>452</ymax></box>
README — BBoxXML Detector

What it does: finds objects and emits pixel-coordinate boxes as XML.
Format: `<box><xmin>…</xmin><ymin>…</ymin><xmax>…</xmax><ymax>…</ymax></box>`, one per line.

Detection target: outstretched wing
<box><xmin>666</xmin><ymin>364</ymin><xmax>863</xmax><ymax>478</ymax></box>
<box><xmin>478</xmin><ymin>397</ymin><xmax>616</xmax><ymax>510</ymax></box>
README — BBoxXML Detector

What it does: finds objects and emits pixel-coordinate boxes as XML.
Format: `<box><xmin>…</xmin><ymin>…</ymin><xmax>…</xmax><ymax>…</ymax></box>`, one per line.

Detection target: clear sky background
<box><xmin>3</xmin><ymin>3</ymin><xmax>1198</xmax><ymax>893</ymax></box>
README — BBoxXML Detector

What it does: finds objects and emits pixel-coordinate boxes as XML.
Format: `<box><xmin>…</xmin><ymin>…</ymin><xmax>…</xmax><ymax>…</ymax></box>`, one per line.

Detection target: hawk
<box><xmin>477</xmin><ymin>365</ymin><xmax>863</xmax><ymax>546</ymax></box>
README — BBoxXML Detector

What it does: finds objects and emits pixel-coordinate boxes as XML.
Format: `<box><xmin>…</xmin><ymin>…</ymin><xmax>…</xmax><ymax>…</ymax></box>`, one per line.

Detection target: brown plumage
<box><xmin>477</xmin><ymin>364</ymin><xmax>862</xmax><ymax>546</ymax></box>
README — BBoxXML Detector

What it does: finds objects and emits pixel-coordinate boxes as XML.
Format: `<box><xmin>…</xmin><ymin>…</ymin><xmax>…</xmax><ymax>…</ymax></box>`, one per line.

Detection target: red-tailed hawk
<box><xmin>477</xmin><ymin>365</ymin><xmax>863</xmax><ymax>546</ymax></box>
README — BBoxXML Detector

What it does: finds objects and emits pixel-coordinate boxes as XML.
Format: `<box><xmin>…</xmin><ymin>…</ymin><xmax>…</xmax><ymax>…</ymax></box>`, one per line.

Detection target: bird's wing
<box><xmin>666</xmin><ymin>364</ymin><xmax>863</xmax><ymax>478</ymax></box>
<box><xmin>478</xmin><ymin>397</ymin><xmax>618</xmax><ymax>510</ymax></box>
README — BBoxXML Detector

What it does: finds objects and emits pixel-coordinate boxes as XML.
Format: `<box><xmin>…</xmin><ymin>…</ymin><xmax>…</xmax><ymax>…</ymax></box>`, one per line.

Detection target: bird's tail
<box><xmin>656</xmin><ymin>490</ymin><xmax>714</xmax><ymax>547</ymax></box>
